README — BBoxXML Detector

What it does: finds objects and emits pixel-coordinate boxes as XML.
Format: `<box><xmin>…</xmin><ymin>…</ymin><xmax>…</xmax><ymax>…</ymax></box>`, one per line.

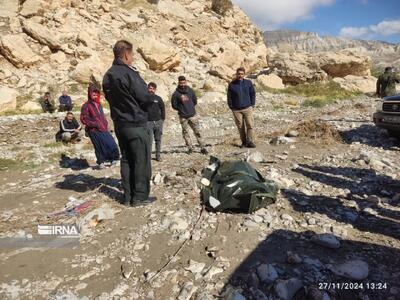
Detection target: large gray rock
<box><xmin>257</xmin><ymin>264</ymin><xmax>278</xmax><ymax>283</ymax></box>
<box><xmin>0</xmin><ymin>34</ymin><xmax>40</xmax><ymax>68</ymax></box>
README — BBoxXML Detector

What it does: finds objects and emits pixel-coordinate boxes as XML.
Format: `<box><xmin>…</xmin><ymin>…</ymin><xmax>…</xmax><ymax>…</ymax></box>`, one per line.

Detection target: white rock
<box><xmin>329</xmin><ymin>259</ymin><xmax>369</xmax><ymax>280</ymax></box>
<box><xmin>178</xmin><ymin>282</ymin><xmax>197</xmax><ymax>300</ymax></box>
<box><xmin>185</xmin><ymin>260</ymin><xmax>205</xmax><ymax>274</ymax></box>
<box><xmin>274</xmin><ymin>278</ymin><xmax>303</xmax><ymax>300</ymax></box>
<box><xmin>312</xmin><ymin>233</ymin><xmax>341</xmax><ymax>249</ymax></box>
<box><xmin>0</xmin><ymin>87</ymin><xmax>18</xmax><ymax>113</ymax></box>
<box><xmin>247</xmin><ymin>151</ymin><xmax>265</xmax><ymax>163</ymax></box>
<box><xmin>257</xmin><ymin>264</ymin><xmax>278</xmax><ymax>283</ymax></box>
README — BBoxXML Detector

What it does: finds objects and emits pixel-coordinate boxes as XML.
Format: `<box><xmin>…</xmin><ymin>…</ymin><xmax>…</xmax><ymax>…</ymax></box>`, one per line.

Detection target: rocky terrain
<box><xmin>0</xmin><ymin>0</ymin><xmax>380</xmax><ymax>115</ymax></box>
<box><xmin>1</xmin><ymin>1</ymin><xmax>400</xmax><ymax>299</ymax></box>
<box><xmin>1</xmin><ymin>91</ymin><xmax>400</xmax><ymax>300</ymax></box>
<box><xmin>264</xmin><ymin>29</ymin><xmax>400</xmax><ymax>70</ymax></box>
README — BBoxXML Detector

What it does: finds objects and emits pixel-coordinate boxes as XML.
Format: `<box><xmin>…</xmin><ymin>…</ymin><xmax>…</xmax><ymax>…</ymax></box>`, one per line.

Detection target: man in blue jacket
<box><xmin>227</xmin><ymin>67</ymin><xmax>256</xmax><ymax>148</ymax></box>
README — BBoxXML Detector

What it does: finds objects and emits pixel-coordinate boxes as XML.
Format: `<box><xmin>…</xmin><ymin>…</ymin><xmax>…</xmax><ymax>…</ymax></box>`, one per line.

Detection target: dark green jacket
<box><xmin>377</xmin><ymin>71</ymin><xmax>399</xmax><ymax>98</ymax></box>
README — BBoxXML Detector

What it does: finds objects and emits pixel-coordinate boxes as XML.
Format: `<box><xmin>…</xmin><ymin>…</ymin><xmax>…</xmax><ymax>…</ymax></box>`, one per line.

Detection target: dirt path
<box><xmin>1</xmin><ymin>95</ymin><xmax>399</xmax><ymax>300</ymax></box>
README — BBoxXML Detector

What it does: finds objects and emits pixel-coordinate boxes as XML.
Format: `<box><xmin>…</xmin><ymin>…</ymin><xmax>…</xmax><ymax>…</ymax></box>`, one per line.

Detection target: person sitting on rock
<box><xmin>40</xmin><ymin>92</ymin><xmax>55</xmax><ymax>113</ymax></box>
<box><xmin>58</xmin><ymin>90</ymin><xmax>74</xmax><ymax>112</ymax></box>
<box><xmin>81</xmin><ymin>83</ymin><xmax>120</xmax><ymax>169</ymax></box>
<box><xmin>58</xmin><ymin>112</ymin><xmax>82</xmax><ymax>143</ymax></box>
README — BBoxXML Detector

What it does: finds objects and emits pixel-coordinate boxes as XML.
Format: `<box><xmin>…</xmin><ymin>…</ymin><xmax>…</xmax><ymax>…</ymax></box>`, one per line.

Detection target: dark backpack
<box><xmin>201</xmin><ymin>157</ymin><xmax>278</xmax><ymax>213</ymax></box>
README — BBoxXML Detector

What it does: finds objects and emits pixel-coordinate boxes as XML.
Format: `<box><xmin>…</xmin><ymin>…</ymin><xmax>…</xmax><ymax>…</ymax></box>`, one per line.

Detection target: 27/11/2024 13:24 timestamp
<box><xmin>318</xmin><ymin>282</ymin><xmax>388</xmax><ymax>290</ymax></box>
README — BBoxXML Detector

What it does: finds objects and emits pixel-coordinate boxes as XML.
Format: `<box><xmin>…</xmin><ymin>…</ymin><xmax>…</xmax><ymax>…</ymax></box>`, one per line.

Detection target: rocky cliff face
<box><xmin>264</xmin><ymin>29</ymin><xmax>400</xmax><ymax>69</ymax></box>
<box><xmin>0</xmin><ymin>0</ymin><xmax>267</xmax><ymax>112</ymax></box>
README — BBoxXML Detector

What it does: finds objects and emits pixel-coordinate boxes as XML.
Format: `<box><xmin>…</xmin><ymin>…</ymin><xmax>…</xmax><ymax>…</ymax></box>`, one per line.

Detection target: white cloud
<box><xmin>232</xmin><ymin>0</ymin><xmax>335</xmax><ymax>29</ymax></box>
<box><xmin>340</xmin><ymin>19</ymin><xmax>400</xmax><ymax>39</ymax></box>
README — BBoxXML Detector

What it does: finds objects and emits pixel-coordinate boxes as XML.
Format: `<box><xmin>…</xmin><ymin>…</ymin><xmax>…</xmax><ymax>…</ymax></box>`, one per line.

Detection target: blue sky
<box><xmin>232</xmin><ymin>0</ymin><xmax>400</xmax><ymax>43</ymax></box>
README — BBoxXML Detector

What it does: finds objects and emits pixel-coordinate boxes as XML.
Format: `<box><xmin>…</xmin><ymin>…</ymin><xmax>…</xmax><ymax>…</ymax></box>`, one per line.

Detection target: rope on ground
<box><xmin>145</xmin><ymin>204</ymin><xmax>206</xmax><ymax>284</ymax></box>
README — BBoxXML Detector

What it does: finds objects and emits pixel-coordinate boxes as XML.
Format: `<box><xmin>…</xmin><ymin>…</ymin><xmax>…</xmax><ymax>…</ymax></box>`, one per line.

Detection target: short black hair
<box><xmin>45</xmin><ymin>91</ymin><xmax>50</xmax><ymax>95</ymax></box>
<box><xmin>385</xmin><ymin>67</ymin><xmax>393</xmax><ymax>72</ymax></box>
<box><xmin>66</xmin><ymin>112</ymin><xmax>74</xmax><ymax>116</ymax></box>
<box><xmin>113</xmin><ymin>40</ymin><xmax>133</xmax><ymax>59</ymax></box>
<box><xmin>148</xmin><ymin>82</ymin><xmax>157</xmax><ymax>89</ymax></box>
<box><xmin>178</xmin><ymin>75</ymin><xmax>186</xmax><ymax>82</ymax></box>
<box><xmin>236</xmin><ymin>67</ymin><xmax>245</xmax><ymax>74</ymax></box>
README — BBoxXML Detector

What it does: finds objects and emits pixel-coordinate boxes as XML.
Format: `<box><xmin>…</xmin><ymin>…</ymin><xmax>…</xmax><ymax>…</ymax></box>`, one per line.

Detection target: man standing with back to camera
<box><xmin>102</xmin><ymin>40</ymin><xmax>156</xmax><ymax>207</ymax></box>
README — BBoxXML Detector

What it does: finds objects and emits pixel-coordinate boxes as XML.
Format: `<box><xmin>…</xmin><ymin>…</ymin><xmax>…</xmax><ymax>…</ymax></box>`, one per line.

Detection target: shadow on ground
<box><xmin>222</xmin><ymin>229</ymin><xmax>399</xmax><ymax>300</ymax></box>
<box><xmin>55</xmin><ymin>173</ymin><xmax>122</xmax><ymax>202</ymax></box>
<box><xmin>286</xmin><ymin>164</ymin><xmax>400</xmax><ymax>240</ymax></box>
<box><xmin>340</xmin><ymin>124</ymin><xmax>399</xmax><ymax>149</ymax></box>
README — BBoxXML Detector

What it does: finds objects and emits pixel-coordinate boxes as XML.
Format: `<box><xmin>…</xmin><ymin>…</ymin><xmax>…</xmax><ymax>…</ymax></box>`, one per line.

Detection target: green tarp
<box><xmin>201</xmin><ymin>157</ymin><xmax>278</xmax><ymax>213</ymax></box>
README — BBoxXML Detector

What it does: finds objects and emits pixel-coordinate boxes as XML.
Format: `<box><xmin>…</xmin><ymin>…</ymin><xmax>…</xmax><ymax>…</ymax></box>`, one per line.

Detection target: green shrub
<box><xmin>211</xmin><ymin>0</ymin><xmax>233</xmax><ymax>15</ymax></box>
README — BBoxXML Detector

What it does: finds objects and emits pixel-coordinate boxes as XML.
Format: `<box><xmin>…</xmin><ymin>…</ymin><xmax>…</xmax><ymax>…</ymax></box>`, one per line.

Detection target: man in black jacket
<box><xmin>146</xmin><ymin>82</ymin><xmax>165</xmax><ymax>162</ymax></box>
<box><xmin>102</xmin><ymin>40</ymin><xmax>156</xmax><ymax>207</ymax></box>
<box><xmin>58</xmin><ymin>112</ymin><xmax>82</xmax><ymax>143</ymax></box>
<box><xmin>171</xmin><ymin>76</ymin><xmax>208</xmax><ymax>155</ymax></box>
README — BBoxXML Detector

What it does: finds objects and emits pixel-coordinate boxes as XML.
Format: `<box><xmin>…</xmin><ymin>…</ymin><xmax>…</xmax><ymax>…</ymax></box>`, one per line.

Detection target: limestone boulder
<box><xmin>209</xmin><ymin>41</ymin><xmax>246</xmax><ymax>80</ymax></box>
<box><xmin>70</xmin><ymin>54</ymin><xmax>111</xmax><ymax>84</ymax></box>
<box><xmin>22</xmin><ymin>19</ymin><xmax>62</xmax><ymax>50</ymax></box>
<box><xmin>20</xmin><ymin>0</ymin><xmax>47</xmax><ymax>17</ymax></box>
<box><xmin>333</xmin><ymin>75</ymin><xmax>377</xmax><ymax>94</ymax></box>
<box><xmin>257</xmin><ymin>74</ymin><xmax>284</xmax><ymax>89</ymax></box>
<box><xmin>0</xmin><ymin>34</ymin><xmax>40</xmax><ymax>68</ymax></box>
<box><xmin>137</xmin><ymin>38</ymin><xmax>181</xmax><ymax>72</ymax></box>
<box><xmin>320</xmin><ymin>50</ymin><xmax>371</xmax><ymax>77</ymax></box>
<box><xmin>268</xmin><ymin>51</ymin><xmax>328</xmax><ymax>85</ymax></box>
<box><xmin>20</xmin><ymin>101</ymin><xmax>42</xmax><ymax>111</ymax></box>
<box><xmin>0</xmin><ymin>0</ymin><xmax>19</xmax><ymax>18</ymax></box>
<box><xmin>0</xmin><ymin>87</ymin><xmax>18</xmax><ymax>113</ymax></box>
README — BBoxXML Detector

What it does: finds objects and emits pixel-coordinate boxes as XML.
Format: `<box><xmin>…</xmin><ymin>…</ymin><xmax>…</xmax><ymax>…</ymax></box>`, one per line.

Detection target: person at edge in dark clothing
<box><xmin>58</xmin><ymin>90</ymin><xmax>74</xmax><ymax>112</ymax></box>
<box><xmin>102</xmin><ymin>40</ymin><xmax>156</xmax><ymax>207</ymax></box>
<box><xmin>376</xmin><ymin>66</ymin><xmax>400</xmax><ymax>98</ymax></box>
<box><xmin>171</xmin><ymin>75</ymin><xmax>208</xmax><ymax>155</ymax></box>
<box><xmin>227</xmin><ymin>67</ymin><xmax>256</xmax><ymax>148</ymax></box>
<box><xmin>80</xmin><ymin>83</ymin><xmax>120</xmax><ymax>170</ymax></box>
<box><xmin>146</xmin><ymin>82</ymin><xmax>165</xmax><ymax>162</ymax></box>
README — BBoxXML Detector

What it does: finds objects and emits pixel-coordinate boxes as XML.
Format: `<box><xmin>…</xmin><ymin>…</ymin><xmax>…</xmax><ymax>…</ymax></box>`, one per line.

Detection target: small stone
<box><xmin>247</xmin><ymin>151</ymin><xmax>265</xmax><ymax>163</ymax></box>
<box><xmin>281</xmin><ymin>214</ymin><xmax>294</xmax><ymax>222</ymax></box>
<box><xmin>307</xmin><ymin>218</ymin><xmax>316</xmax><ymax>225</ymax></box>
<box><xmin>185</xmin><ymin>260</ymin><xmax>205</xmax><ymax>274</ymax></box>
<box><xmin>286</xmin><ymin>130</ymin><xmax>299</xmax><ymax>137</ymax></box>
<box><xmin>274</xmin><ymin>278</ymin><xmax>303</xmax><ymax>300</ymax></box>
<box><xmin>121</xmin><ymin>262</ymin><xmax>133</xmax><ymax>279</ymax></box>
<box><xmin>178</xmin><ymin>282</ymin><xmax>197</xmax><ymax>300</ymax></box>
<box><xmin>203</xmin><ymin>266</ymin><xmax>224</xmax><ymax>280</ymax></box>
<box><xmin>362</xmin><ymin>207</ymin><xmax>378</xmax><ymax>216</ymax></box>
<box><xmin>287</xmin><ymin>251</ymin><xmax>302</xmax><ymax>264</ymax></box>
<box><xmin>329</xmin><ymin>259</ymin><xmax>369</xmax><ymax>280</ymax></box>
<box><xmin>366</xmin><ymin>195</ymin><xmax>380</xmax><ymax>205</ymax></box>
<box><xmin>257</xmin><ymin>264</ymin><xmax>278</xmax><ymax>283</ymax></box>
<box><xmin>312</xmin><ymin>233</ymin><xmax>341</xmax><ymax>249</ymax></box>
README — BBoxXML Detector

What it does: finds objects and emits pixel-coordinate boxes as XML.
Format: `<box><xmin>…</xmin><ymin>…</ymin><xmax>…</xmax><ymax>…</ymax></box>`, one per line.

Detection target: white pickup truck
<box><xmin>373</xmin><ymin>94</ymin><xmax>400</xmax><ymax>138</ymax></box>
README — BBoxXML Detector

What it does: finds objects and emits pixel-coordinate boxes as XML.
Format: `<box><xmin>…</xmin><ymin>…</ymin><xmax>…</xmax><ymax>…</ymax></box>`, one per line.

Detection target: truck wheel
<box><xmin>387</xmin><ymin>130</ymin><xmax>400</xmax><ymax>139</ymax></box>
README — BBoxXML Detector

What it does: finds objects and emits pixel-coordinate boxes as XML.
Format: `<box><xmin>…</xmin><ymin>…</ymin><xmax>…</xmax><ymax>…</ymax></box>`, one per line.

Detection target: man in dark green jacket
<box><xmin>102</xmin><ymin>40</ymin><xmax>156</xmax><ymax>207</ymax></box>
<box><xmin>376</xmin><ymin>67</ymin><xmax>399</xmax><ymax>98</ymax></box>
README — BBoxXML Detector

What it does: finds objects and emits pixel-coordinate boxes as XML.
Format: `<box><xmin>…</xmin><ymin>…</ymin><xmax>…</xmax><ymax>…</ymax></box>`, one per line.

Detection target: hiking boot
<box><xmin>200</xmin><ymin>148</ymin><xmax>209</xmax><ymax>155</ymax></box>
<box><xmin>187</xmin><ymin>148</ymin><xmax>194</xmax><ymax>154</ymax></box>
<box><xmin>156</xmin><ymin>156</ymin><xmax>162</xmax><ymax>162</ymax></box>
<box><xmin>247</xmin><ymin>142</ymin><xmax>256</xmax><ymax>148</ymax></box>
<box><xmin>240</xmin><ymin>143</ymin><xmax>247</xmax><ymax>148</ymax></box>
<box><xmin>121</xmin><ymin>200</ymin><xmax>131</xmax><ymax>207</ymax></box>
<box><xmin>131</xmin><ymin>196</ymin><xmax>157</xmax><ymax>207</ymax></box>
